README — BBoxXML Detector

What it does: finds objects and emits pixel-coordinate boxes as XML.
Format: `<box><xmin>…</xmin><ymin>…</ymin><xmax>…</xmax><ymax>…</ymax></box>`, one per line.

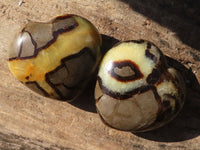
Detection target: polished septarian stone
<box><xmin>8</xmin><ymin>14</ymin><xmax>102</xmax><ymax>101</ymax></box>
<box><xmin>95</xmin><ymin>40</ymin><xmax>185</xmax><ymax>132</ymax></box>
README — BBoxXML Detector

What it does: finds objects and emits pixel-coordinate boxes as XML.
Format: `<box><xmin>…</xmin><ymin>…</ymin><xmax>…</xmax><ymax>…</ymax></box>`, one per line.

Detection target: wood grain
<box><xmin>0</xmin><ymin>0</ymin><xmax>199</xmax><ymax>149</ymax></box>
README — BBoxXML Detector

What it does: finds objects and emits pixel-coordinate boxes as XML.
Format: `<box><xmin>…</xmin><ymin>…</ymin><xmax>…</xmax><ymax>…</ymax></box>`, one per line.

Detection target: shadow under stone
<box><xmin>69</xmin><ymin>34</ymin><xmax>119</xmax><ymax>113</ymax></box>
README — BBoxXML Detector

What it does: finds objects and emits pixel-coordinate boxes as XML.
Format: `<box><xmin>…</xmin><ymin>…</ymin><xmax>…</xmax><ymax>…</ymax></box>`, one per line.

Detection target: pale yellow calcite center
<box><xmin>98</xmin><ymin>42</ymin><xmax>158</xmax><ymax>94</ymax></box>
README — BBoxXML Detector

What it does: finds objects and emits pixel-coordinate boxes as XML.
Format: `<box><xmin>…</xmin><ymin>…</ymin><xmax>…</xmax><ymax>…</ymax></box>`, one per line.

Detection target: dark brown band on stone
<box><xmin>18</xmin><ymin>31</ymin><xmax>38</xmax><ymax>58</ymax></box>
<box><xmin>146</xmin><ymin>68</ymin><xmax>162</xmax><ymax>84</ymax></box>
<box><xmin>145</xmin><ymin>49</ymin><xmax>158</xmax><ymax>63</ymax></box>
<box><xmin>97</xmin><ymin>76</ymin><xmax>161</xmax><ymax>101</ymax></box>
<box><xmin>108</xmin><ymin>60</ymin><xmax>144</xmax><ymax>82</ymax></box>
<box><xmin>129</xmin><ymin>39</ymin><xmax>145</xmax><ymax>44</ymax></box>
<box><xmin>26</xmin><ymin>81</ymin><xmax>49</xmax><ymax>97</ymax></box>
<box><xmin>156</xmin><ymin>94</ymin><xmax>180</xmax><ymax>122</ymax></box>
<box><xmin>96</xmin><ymin>95</ymin><xmax>103</xmax><ymax>103</ymax></box>
<box><xmin>137</xmin><ymin>93</ymin><xmax>181</xmax><ymax>132</ymax></box>
<box><xmin>53</xmin><ymin>14</ymin><xmax>74</xmax><ymax>21</ymax></box>
<box><xmin>45</xmin><ymin>47</ymin><xmax>95</xmax><ymax>100</ymax></box>
<box><xmin>147</xmin><ymin>42</ymin><xmax>152</xmax><ymax>49</ymax></box>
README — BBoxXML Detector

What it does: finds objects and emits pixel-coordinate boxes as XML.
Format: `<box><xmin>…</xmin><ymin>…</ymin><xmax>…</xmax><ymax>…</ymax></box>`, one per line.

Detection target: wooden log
<box><xmin>0</xmin><ymin>0</ymin><xmax>199</xmax><ymax>149</ymax></box>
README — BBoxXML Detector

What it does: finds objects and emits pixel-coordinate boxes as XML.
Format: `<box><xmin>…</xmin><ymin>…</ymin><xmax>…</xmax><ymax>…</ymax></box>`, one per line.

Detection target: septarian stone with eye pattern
<box><xmin>95</xmin><ymin>40</ymin><xmax>185</xmax><ymax>132</ymax></box>
<box><xmin>8</xmin><ymin>14</ymin><xmax>102</xmax><ymax>101</ymax></box>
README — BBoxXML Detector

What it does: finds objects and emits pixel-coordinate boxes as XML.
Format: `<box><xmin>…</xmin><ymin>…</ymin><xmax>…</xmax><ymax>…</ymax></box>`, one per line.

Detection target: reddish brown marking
<box><xmin>108</xmin><ymin>60</ymin><xmax>144</xmax><ymax>82</ymax></box>
<box><xmin>25</xmin><ymin>76</ymin><xmax>29</xmax><ymax>80</ymax></box>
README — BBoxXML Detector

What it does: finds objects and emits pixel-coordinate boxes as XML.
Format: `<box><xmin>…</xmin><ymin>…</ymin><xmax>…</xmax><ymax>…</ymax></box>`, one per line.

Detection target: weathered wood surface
<box><xmin>0</xmin><ymin>0</ymin><xmax>200</xmax><ymax>149</ymax></box>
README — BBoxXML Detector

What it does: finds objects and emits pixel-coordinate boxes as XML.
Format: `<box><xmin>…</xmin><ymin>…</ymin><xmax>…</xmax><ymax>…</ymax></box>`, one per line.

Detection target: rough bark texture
<box><xmin>0</xmin><ymin>0</ymin><xmax>200</xmax><ymax>150</ymax></box>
